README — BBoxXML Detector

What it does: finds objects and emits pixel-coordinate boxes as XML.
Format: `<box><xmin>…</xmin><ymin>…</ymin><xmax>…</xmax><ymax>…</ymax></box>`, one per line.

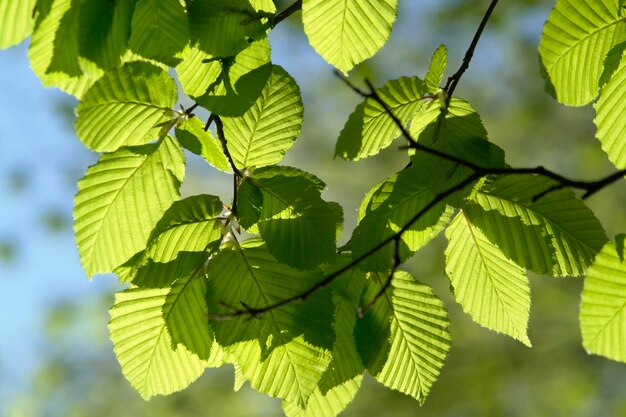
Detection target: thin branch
<box><xmin>272</xmin><ymin>0</ymin><xmax>302</xmax><ymax>28</ymax></box>
<box><xmin>213</xmin><ymin>115</ymin><xmax>242</xmax><ymax>215</ymax></box>
<box><xmin>357</xmin><ymin>236</ymin><xmax>402</xmax><ymax>318</ymax></box>
<box><xmin>444</xmin><ymin>0</ymin><xmax>500</xmax><ymax>103</ymax></box>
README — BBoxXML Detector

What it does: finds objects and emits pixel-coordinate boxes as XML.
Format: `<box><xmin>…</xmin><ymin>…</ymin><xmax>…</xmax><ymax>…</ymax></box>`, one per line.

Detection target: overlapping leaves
<box><xmin>74</xmin><ymin>137</ymin><xmax>185</xmax><ymax>277</ymax></box>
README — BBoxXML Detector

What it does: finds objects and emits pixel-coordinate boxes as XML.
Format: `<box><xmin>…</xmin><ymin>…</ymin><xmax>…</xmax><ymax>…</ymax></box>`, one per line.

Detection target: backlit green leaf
<box><xmin>0</xmin><ymin>0</ymin><xmax>36</xmax><ymax>49</ymax></box>
<box><xmin>580</xmin><ymin>235</ymin><xmax>626</xmax><ymax>363</ymax></box>
<box><xmin>252</xmin><ymin>169</ymin><xmax>342</xmax><ymax>270</ymax></box>
<box><xmin>223</xmin><ymin>65</ymin><xmax>303</xmax><ymax>169</ymax></box>
<box><xmin>77</xmin><ymin>0</ymin><xmax>134</xmax><ymax>70</ymax></box>
<box><xmin>109</xmin><ymin>288</ymin><xmax>205</xmax><ymax>399</ymax></box>
<box><xmin>335</xmin><ymin>76</ymin><xmax>427</xmax><ymax>160</ymax></box>
<box><xmin>76</xmin><ymin>62</ymin><xmax>178</xmax><ymax>152</ymax></box>
<box><xmin>206</xmin><ymin>239</ymin><xmax>335</xmax><ymax>405</ymax></box>
<box><xmin>28</xmin><ymin>0</ymin><xmax>98</xmax><ymax>97</ymax></box>
<box><xmin>465</xmin><ymin>175</ymin><xmax>607</xmax><ymax>277</ymax></box>
<box><xmin>594</xmin><ymin>47</ymin><xmax>626</xmax><ymax>169</ymax></box>
<box><xmin>445</xmin><ymin>210</ymin><xmax>531</xmax><ymax>346</ymax></box>
<box><xmin>74</xmin><ymin>137</ymin><xmax>184</xmax><ymax>277</ymax></box>
<box><xmin>539</xmin><ymin>0</ymin><xmax>626</xmax><ymax>105</ymax></box>
<box><xmin>175</xmin><ymin>117</ymin><xmax>231</xmax><ymax>172</ymax></box>
<box><xmin>302</xmin><ymin>0</ymin><xmax>398</xmax><ymax>74</ymax></box>
<box><xmin>188</xmin><ymin>0</ymin><xmax>274</xmax><ymax>58</ymax></box>
<box><xmin>425</xmin><ymin>44</ymin><xmax>447</xmax><ymax>93</ymax></box>
<box><xmin>164</xmin><ymin>272</ymin><xmax>214</xmax><ymax>360</ymax></box>
<box><xmin>351</xmin><ymin>168</ymin><xmax>454</xmax><ymax>272</ymax></box>
<box><xmin>355</xmin><ymin>272</ymin><xmax>451</xmax><ymax>404</ymax></box>
<box><xmin>129</xmin><ymin>0</ymin><xmax>189</xmax><ymax>66</ymax></box>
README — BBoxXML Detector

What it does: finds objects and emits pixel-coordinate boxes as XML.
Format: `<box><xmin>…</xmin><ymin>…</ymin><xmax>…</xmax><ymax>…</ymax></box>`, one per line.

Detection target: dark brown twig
<box><xmin>444</xmin><ymin>0</ymin><xmax>500</xmax><ymax>103</ymax></box>
<box><xmin>272</xmin><ymin>0</ymin><xmax>302</xmax><ymax>28</ymax></box>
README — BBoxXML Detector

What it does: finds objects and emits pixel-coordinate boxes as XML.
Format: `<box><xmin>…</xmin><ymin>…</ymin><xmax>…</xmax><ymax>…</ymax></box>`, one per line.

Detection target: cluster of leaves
<box><xmin>1</xmin><ymin>0</ymin><xmax>625</xmax><ymax>416</ymax></box>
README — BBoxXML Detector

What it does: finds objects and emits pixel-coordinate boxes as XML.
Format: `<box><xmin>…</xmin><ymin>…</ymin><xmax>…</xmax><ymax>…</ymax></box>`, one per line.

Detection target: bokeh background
<box><xmin>1</xmin><ymin>1</ymin><xmax>626</xmax><ymax>416</ymax></box>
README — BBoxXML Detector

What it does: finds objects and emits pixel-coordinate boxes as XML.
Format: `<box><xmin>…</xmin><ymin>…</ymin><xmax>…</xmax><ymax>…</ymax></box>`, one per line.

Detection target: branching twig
<box><xmin>272</xmin><ymin>0</ymin><xmax>302</xmax><ymax>28</ymax></box>
<box><xmin>205</xmin><ymin>0</ymin><xmax>625</xmax><ymax>321</ymax></box>
<box><xmin>444</xmin><ymin>0</ymin><xmax>500</xmax><ymax>103</ymax></box>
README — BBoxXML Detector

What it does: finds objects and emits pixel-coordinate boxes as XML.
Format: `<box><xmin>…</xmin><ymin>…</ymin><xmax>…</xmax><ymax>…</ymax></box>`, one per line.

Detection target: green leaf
<box><xmin>354</xmin><ymin>272</ymin><xmax>451</xmax><ymax>404</ymax></box>
<box><xmin>109</xmin><ymin>288</ymin><xmax>205</xmax><ymax>399</ymax></box>
<box><xmin>335</xmin><ymin>76</ymin><xmax>427</xmax><ymax>160</ymax></box>
<box><xmin>206</xmin><ymin>239</ymin><xmax>335</xmax><ymax>405</ymax></box>
<box><xmin>177</xmin><ymin>39</ymin><xmax>273</xmax><ymax>116</ymax></box>
<box><xmin>465</xmin><ymin>175</ymin><xmax>607</xmax><ymax>277</ymax></box>
<box><xmin>236</xmin><ymin>178</ymin><xmax>263</xmax><ymax>230</ymax></box>
<box><xmin>128</xmin><ymin>0</ymin><xmax>189</xmax><ymax>66</ymax></box>
<box><xmin>425</xmin><ymin>44</ymin><xmax>447</xmax><ymax>93</ymax></box>
<box><xmin>46</xmin><ymin>0</ymin><xmax>81</xmax><ymax>77</ymax></box>
<box><xmin>0</xmin><ymin>0</ymin><xmax>37</xmax><ymax>49</ymax></box>
<box><xmin>134</xmin><ymin>252</ymin><xmax>208</xmax><ymax>288</ymax></box>
<box><xmin>188</xmin><ymin>0</ymin><xmax>274</xmax><ymax>58</ymax></box>
<box><xmin>539</xmin><ymin>0</ymin><xmax>626</xmax><ymax>105</ymax></box>
<box><xmin>302</xmin><ymin>0</ymin><xmax>398</xmax><ymax>74</ymax></box>
<box><xmin>222</xmin><ymin>65</ymin><xmax>303</xmax><ymax>170</ymax></box>
<box><xmin>580</xmin><ymin>235</ymin><xmax>626</xmax><ymax>363</ymax></box>
<box><xmin>594</xmin><ymin>47</ymin><xmax>626</xmax><ymax>169</ymax></box>
<box><xmin>409</xmin><ymin>98</ymin><xmax>506</xmax><ymax>172</ymax></box>
<box><xmin>77</xmin><ymin>0</ymin><xmax>134</xmax><ymax>70</ymax></box>
<box><xmin>146</xmin><ymin>194</ymin><xmax>225</xmax><ymax>263</ymax></box>
<box><xmin>351</xmin><ymin>168</ymin><xmax>454</xmax><ymax>272</ymax></box>
<box><xmin>74</xmin><ymin>137</ymin><xmax>185</xmax><ymax>277</ymax></box>
<box><xmin>28</xmin><ymin>0</ymin><xmax>98</xmax><ymax>97</ymax></box>
<box><xmin>252</xmin><ymin>169</ymin><xmax>342</xmax><ymax>270</ymax></box>
<box><xmin>175</xmin><ymin>117</ymin><xmax>231</xmax><ymax>172</ymax></box>
<box><xmin>75</xmin><ymin>62</ymin><xmax>178</xmax><ymax>152</ymax></box>
<box><xmin>445</xmin><ymin>210</ymin><xmax>531</xmax><ymax>346</ymax></box>
<box><xmin>164</xmin><ymin>272</ymin><xmax>214</xmax><ymax>360</ymax></box>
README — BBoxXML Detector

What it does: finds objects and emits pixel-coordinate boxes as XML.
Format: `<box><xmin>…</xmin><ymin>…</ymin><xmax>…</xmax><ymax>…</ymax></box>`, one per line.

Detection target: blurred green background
<box><xmin>2</xmin><ymin>1</ymin><xmax>626</xmax><ymax>416</ymax></box>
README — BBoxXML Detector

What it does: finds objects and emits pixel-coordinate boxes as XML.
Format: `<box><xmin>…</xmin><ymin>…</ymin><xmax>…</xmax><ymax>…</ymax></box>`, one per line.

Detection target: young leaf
<box><xmin>253</xmin><ymin>170</ymin><xmax>342</xmax><ymax>270</ymax></box>
<box><xmin>335</xmin><ymin>77</ymin><xmax>428</xmax><ymax>160</ymax></box>
<box><xmin>222</xmin><ymin>65</ymin><xmax>304</xmax><ymax>170</ymax></box>
<box><xmin>128</xmin><ymin>0</ymin><xmax>190</xmax><ymax>66</ymax></box>
<box><xmin>302</xmin><ymin>0</ymin><xmax>398</xmax><ymax>74</ymax></box>
<box><xmin>351</xmin><ymin>168</ymin><xmax>454</xmax><ymax>272</ymax></box>
<box><xmin>580</xmin><ymin>235</ymin><xmax>626</xmax><ymax>363</ymax></box>
<box><xmin>188</xmin><ymin>0</ymin><xmax>274</xmax><ymax>58</ymax></box>
<box><xmin>465</xmin><ymin>175</ymin><xmax>607</xmax><ymax>277</ymax></box>
<box><xmin>425</xmin><ymin>44</ymin><xmax>447</xmax><ymax>93</ymax></box>
<box><xmin>594</xmin><ymin>47</ymin><xmax>626</xmax><ymax>169</ymax></box>
<box><xmin>175</xmin><ymin>117</ymin><xmax>231</xmax><ymax>173</ymax></box>
<box><xmin>539</xmin><ymin>0</ymin><xmax>626</xmax><ymax>106</ymax></box>
<box><xmin>109</xmin><ymin>288</ymin><xmax>205</xmax><ymax>399</ymax></box>
<box><xmin>75</xmin><ymin>62</ymin><xmax>178</xmax><ymax>152</ymax></box>
<box><xmin>164</xmin><ymin>272</ymin><xmax>214</xmax><ymax>360</ymax></box>
<box><xmin>0</xmin><ymin>0</ymin><xmax>37</xmax><ymax>49</ymax></box>
<box><xmin>206</xmin><ymin>239</ymin><xmax>335</xmax><ymax>406</ymax></box>
<box><xmin>445</xmin><ymin>210</ymin><xmax>531</xmax><ymax>346</ymax></box>
<box><xmin>74</xmin><ymin>137</ymin><xmax>185</xmax><ymax>277</ymax></box>
<box><xmin>77</xmin><ymin>0</ymin><xmax>134</xmax><ymax>70</ymax></box>
<box><xmin>354</xmin><ymin>272</ymin><xmax>451</xmax><ymax>404</ymax></box>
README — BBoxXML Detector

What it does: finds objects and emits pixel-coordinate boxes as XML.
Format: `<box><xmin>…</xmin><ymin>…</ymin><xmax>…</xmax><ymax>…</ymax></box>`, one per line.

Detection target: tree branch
<box><xmin>212</xmin><ymin>115</ymin><xmax>242</xmax><ymax>215</ymax></box>
<box><xmin>444</xmin><ymin>0</ymin><xmax>500</xmax><ymax>103</ymax></box>
<box><xmin>272</xmin><ymin>0</ymin><xmax>302</xmax><ymax>28</ymax></box>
